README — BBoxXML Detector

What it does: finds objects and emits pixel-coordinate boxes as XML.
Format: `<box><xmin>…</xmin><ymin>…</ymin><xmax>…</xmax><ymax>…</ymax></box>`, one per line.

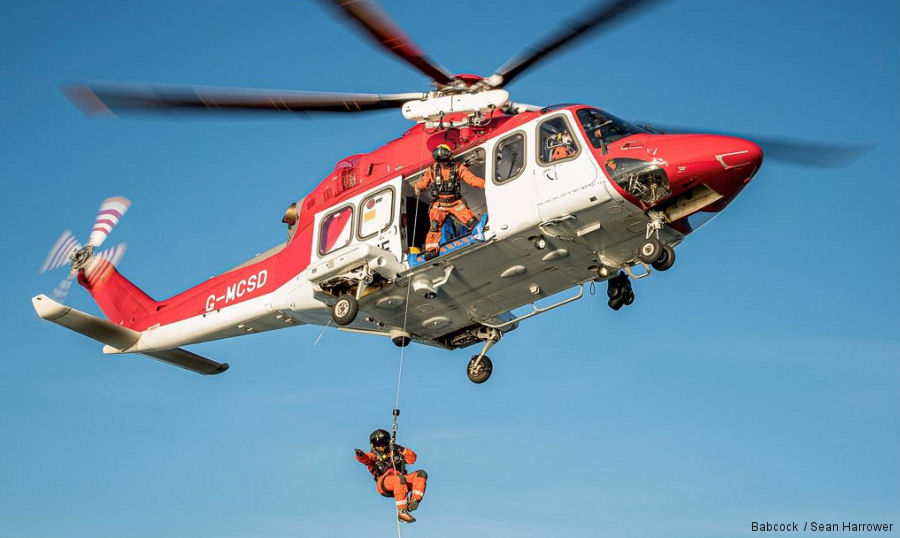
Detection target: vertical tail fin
<box><xmin>79</xmin><ymin>259</ymin><xmax>158</xmax><ymax>329</ymax></box>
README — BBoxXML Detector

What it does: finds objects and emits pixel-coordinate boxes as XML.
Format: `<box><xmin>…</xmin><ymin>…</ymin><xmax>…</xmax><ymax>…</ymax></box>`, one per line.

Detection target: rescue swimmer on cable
<box><xmin>355</xmin><ymin>429</ymin><xmax>428</xmax><ymax>523</ymax></box>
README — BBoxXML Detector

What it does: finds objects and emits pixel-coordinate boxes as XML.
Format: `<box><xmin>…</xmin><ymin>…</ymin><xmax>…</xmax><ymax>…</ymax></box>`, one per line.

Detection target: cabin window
<box><xmin>537</xmin><ymin>115</ymin><xmax>579</xmax><ymax>165</ymax></box>
<box><xmin>358</xmin><ymin>187</ymin><xmax>395</xmax><ymax>240</ymax></box>
<box><xmin>494</xmin><ymin>132</ymin><xmax>526</xmax><ymax>184</ymax></box>
<box><xmin>318</xmin><ymin>205</ymin><xmax>354</xmax><ymax>256</ymax></box>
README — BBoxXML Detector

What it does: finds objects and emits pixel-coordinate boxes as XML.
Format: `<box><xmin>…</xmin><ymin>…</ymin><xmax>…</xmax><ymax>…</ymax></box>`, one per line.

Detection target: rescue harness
<box><xmin>371</xmin><ymin>444</ymin><xmax>408</xmax><ymax>479</ymax></box>
<box><xmin>430</xmin><ymin>162</ymin><xmax>462</xmax><ymax>199</ymax></box>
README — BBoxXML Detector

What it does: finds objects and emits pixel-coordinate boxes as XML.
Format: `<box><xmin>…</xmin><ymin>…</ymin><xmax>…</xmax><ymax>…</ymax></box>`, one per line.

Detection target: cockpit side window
<box><xmin>576</xmin><ymin>108</ymin><xmax>647</xmax><ymax>149</ymax></box>
<box><xmin>537</xmin><ymin>115</ymin><xmax>579</xmax><ymax>164</ymax></box>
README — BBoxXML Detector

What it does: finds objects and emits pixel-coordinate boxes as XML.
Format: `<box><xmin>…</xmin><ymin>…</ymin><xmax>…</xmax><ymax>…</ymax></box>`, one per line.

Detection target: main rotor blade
<box><xmin>493</xmin><ymin>0</ymin><xmax>662</xmax><ymax>87</ymax></box>
<box><xmin>66</xmin><ymin>84</ymin><xmax>425</xmax><ymax>116</ymax></box>
<box><xmin>645</xmin><ymin>123</ymin><xmax>874</xmax><ymax>167</ymax></box>
<box><xmin>323</xmin><ymin>0</ymin><xmax>454</xmax><ymax>86</ymax></box>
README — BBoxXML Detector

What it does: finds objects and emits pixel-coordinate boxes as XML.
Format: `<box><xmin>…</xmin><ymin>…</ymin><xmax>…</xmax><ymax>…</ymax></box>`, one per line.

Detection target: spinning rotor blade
<box><xmin>323</xmin><ymin>0</ymin><xmax>454</xmax><ymax>86</ymax></box>
<box><xmin>66</xmin><ymin>85</ymin><xmax>425</xmax><ymax>116</ymax></box>
<box><xmin>88</xmin><ymin>196</ymin><xmax>130</xmax><ymax>247</ymax></box>
<box><xmin>76</xmin><ymin>242</ymin><xmax>129</xmax><ymax>299</ymax></box>
<box><xmin>94</xmin><ymin>242</ymin><xmax>128</xmax><ymax>267</ymax></box>
<box><xmin>40</xmin><ymin>230</ymin><xmax>81</xmax><ymax>274</ymax></box>
<box><xmin>492</xmin><ymin>0</ymin><xmax>662</xmax><ymax>87</ymax></box>
<box><xmin>52</xmin><ymin>271</ymin><xmax>77</xmax><ymax>302</ymax></box>
<box><xmin>645</xmin><ymin>123</ymin><xmax>874</xmax><ymax>167</ymax></box>
<box><xmin>84</xmin><ymin>243</ymin><xmax>128</xmax><ymax>287</ymax></box>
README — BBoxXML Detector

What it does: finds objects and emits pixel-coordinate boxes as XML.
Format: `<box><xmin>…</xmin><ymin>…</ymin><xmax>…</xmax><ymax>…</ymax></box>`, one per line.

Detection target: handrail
<box><xmin>481</xmin><ymin>285</ymin><xmax>584</xmax><ymax>330</ymax></box>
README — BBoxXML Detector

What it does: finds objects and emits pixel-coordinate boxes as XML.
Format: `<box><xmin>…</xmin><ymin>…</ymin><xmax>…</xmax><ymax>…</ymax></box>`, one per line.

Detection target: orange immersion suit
<box><xmin>415</xmin><ymin>162</ymin><xmax>485</xmax><ymax>255</ymax></box>
<box><xmin>356</xmin><ymin>445</ymin><xmax>428</xmax><ymax>512</ymax></box>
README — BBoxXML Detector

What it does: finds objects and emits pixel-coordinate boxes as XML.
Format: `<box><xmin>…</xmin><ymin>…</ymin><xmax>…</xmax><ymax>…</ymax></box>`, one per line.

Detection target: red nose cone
<box><xmin>685</xmin><ymin>135</ymin><xmax>762</xmax><ymax>201</ymax></box>
<box><xmin>712</xmin><ymin>136</ymin><xmax>763</xmax><ymax>172</ymax></box>
<box><xmin>699</xmin><ymin>135</ymin><xmax>763</xmax><ymax>200</ymax></box>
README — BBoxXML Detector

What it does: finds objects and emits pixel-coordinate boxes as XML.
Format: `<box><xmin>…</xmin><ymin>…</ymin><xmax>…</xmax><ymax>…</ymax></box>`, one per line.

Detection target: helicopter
<box><xmin>32</xmin><ymin>0</ymin><xmax>863</xmax><ymax>383</ymax></box>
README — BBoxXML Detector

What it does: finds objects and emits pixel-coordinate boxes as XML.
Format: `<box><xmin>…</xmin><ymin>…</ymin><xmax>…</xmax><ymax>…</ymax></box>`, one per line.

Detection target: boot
<box><xmin>397</xmin><ymin>509</ymin><xmax>416</xmax><ymax>523</ymax></box>
<box><xmin>424</xmin><ymin>250</ymin><xmax>439</xmax><ymax>261</ymax></box>
<box><xmin>408</xmin><ymin>498</ymin><xmax>421</xmax><ymax>511</ymax></box>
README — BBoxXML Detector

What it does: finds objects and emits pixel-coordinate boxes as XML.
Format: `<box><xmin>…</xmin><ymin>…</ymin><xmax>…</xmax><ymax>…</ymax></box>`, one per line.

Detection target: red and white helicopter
<box><xmin>32</xmin><ymin>0</ymin><xmax>862</xmax><ymax>382</ymax></box>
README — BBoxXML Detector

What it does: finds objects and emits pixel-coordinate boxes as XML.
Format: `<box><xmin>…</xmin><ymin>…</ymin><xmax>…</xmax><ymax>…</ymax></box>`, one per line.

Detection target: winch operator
<box><xmin>414</xmin><ymin>143</ymin><xmax>485</xmax><ymax>260</ymax></box>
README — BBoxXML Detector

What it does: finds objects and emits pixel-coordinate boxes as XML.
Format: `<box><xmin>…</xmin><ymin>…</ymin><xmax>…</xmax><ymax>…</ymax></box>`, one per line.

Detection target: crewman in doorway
<box><xmin>355</xmin><ymin>429</ymin><xmax>428</xmax><ymax>523</ymax></box>
<box><xmin>414</xmin><ymin>144</ymin><xmax>485</xmax><ymax>260</ymax></box>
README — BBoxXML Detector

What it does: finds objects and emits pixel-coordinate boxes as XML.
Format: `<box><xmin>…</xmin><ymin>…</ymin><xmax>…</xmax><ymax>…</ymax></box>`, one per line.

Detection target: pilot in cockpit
<box><xmin>548</xmin><ymin>131</ymin><xmax>576</xmax><ymax>161</ymax></box>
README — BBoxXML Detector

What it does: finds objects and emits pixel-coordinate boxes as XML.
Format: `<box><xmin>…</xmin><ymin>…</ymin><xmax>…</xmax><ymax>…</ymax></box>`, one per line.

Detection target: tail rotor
<box><xmin>38</xmin><ymin>196</ymin><xmax>131</xmax><ymax>302</ymax></box>
<box><xmin>88</xmin><ymin>196</ymin><xmax>130</xmax><ymax>249</ymax></box>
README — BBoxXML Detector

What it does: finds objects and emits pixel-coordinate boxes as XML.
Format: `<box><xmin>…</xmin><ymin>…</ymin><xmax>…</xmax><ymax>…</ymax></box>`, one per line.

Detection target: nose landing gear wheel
<box><xmin>651</xmin><ymin>244</ymin><xmax>676</xmax><ymax>271</ymax></box>
<box><xmin>467</xmin><ymin>355</ymin><xmax>493</xmax><ymax>384</ymax></box>
<box><xmin>331</xmin><ymin>294</ymin><xmax>359</xmax><ymax>326</ymax></box>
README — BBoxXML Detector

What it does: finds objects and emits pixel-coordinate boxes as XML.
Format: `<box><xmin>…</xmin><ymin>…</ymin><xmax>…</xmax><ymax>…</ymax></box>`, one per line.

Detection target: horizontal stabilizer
<box><xmin>32</xmin><ymin>294</ymin><xmax>140</xmax><ymax>350</ymax></box>
<box><xmin>138</xmin><ymin>348</ymin><xmax>229</xmax><ymax>375</ymax></box>
<box><xmin>32</xmin><ymin>294</ymin><xmax>229</xmax><ymax>375</ymax></box>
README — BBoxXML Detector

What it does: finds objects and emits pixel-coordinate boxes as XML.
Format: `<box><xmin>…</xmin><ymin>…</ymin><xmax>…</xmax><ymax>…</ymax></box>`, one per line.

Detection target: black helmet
<box><xmin>432</xmin><ymin>144</ymin><xmax>453</xmax><ymax>163</ymax></box>
<box><xmin>370</xmin><ymin>429</ymin><xmax>390</xmax><ymax>447</ymax></box>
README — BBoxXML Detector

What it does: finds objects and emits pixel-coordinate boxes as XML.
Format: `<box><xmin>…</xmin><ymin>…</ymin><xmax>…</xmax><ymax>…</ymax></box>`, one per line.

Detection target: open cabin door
<box><xmin>401</xmin><ymin>148</ymin><xmax>488</xmax><ymax>257</ymax></box>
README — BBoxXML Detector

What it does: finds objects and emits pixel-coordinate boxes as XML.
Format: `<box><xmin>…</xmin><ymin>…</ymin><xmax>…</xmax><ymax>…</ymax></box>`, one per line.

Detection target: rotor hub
<box><xmin>71</xmin><ymin>245</ymin><xmax>94</xmax><ymax>271</ymax></box>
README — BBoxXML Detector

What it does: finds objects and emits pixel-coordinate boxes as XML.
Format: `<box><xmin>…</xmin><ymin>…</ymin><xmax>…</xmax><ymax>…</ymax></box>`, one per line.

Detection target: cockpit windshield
<box><xmin>576</xmin><ymin>108</ymin><xmax>647</xmax><ymax>149</ymax></box>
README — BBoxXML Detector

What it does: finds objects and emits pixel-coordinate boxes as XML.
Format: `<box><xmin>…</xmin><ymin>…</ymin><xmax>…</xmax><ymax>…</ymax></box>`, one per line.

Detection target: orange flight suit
<box><xmin>415</xmin><ymin>162</ymin><xmax>485</xmax><ymax>255</ymax></box>
<box><xmin>356</xmin><ymin>445</ymin><xmax>428</xmax><ymax>512</ymax></box>
<box><xmin>550</xmin><ymin>144</ymin><xmax>575</xmax><ymax>161</ymax></box>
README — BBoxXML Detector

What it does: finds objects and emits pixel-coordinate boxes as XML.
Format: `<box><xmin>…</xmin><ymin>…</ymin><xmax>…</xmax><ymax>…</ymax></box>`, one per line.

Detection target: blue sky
<box><xmin>1</xmin><ymin>1</ymin><xmax>898</xmax><ymax>537</ymax></box>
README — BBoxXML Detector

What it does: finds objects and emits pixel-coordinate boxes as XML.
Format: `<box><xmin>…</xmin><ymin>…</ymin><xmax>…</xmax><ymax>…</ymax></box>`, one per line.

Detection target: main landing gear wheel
<box><xmin>467</xmin><ymin>355</ymin><xmax>493</xmax><ymax>384</ymax></box>
<box><xmin>331</xmin><ymin>294</ymin><xmax>359</xmax><ymax>326</ymax></box>
<box><xmin>652</xmin><ymin>244</ymin><xmax>676</xmax><ymax>271</ymax></box>
<box><xmin>638</xmin><ymin>237</ymin><xmax>663</xmax><ymax>264</ymax></box>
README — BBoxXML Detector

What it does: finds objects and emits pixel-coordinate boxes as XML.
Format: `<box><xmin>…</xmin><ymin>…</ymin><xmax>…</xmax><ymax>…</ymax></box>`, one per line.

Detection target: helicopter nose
<box><xmin>710</xmin><ymin>135</ymin><xmax>763</xmax><ymax>172</ymax></box>
<box><xmin>704</xmin><ymin>135</ymin><xmax>763</xmax><ymax>196</ymax></box>
<box><xmin>659</xmin><ymin>134</ymin><xmax>762</xmax><ymax>203</ymax></box>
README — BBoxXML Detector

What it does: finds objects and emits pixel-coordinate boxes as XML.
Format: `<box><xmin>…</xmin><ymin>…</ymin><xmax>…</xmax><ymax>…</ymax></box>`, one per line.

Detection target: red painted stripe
<box><xmin>97</xmin><ymin>208</ymin><xmax>123</xmax><ymax>219</ymax></box>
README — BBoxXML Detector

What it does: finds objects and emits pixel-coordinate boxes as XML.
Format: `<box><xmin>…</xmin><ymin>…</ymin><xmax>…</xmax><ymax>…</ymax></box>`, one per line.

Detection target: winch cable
<box><xmin>390</xmin><ymin>146</ymin><xmax>426</xmax><ymax>536</ymax></box>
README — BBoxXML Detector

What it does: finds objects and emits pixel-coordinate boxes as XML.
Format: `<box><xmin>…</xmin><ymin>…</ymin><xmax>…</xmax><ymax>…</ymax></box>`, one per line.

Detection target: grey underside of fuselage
<box><xmin>349</xmin><ymin>200</ymin><xmax>682</xmax><ymax>347</ymax></box>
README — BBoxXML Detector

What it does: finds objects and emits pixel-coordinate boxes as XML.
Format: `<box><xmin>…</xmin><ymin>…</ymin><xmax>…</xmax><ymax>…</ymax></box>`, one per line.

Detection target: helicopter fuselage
<box><xmin>70</xmin><ymin>103</ymin><xmax>760</xmax><ymax>364</ymax></box>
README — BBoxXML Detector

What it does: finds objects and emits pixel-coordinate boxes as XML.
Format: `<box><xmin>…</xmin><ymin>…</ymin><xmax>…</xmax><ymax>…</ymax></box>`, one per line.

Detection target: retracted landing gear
<box><xmin>637</xmin><ymin>211</ymin><xmax>676</xmax><ymax>271</ymax></box>
<box><xmin>607</xmin><ymin>273</ymin><xmax>634</xmax><ymax>311</ymax></box>
<box><xmin>467</xmin><ymin>327</ymin><xmax>501</xmax><ymax>384</ymax></box>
